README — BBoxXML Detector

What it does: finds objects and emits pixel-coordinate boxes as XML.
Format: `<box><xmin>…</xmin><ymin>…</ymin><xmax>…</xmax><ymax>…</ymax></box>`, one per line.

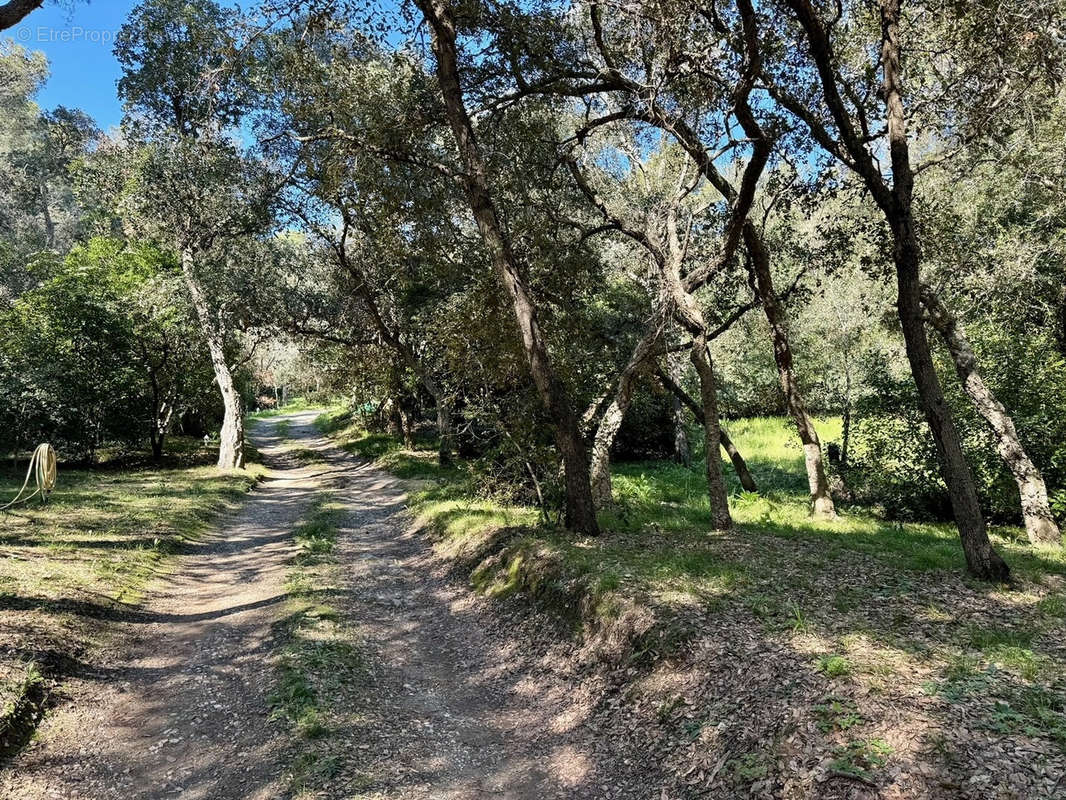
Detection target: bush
<box><xmin>840</xmin><ymin>332</ymin><xmax>1066</xmax><ymax>526</ymax></box>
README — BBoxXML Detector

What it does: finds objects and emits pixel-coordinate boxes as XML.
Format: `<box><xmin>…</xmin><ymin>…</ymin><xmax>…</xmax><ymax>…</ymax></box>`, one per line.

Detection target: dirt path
<box><xmin>1</xmin><ymin>414</ymin><xmax>327</xmax><ymax>799</ymax></box>
<box><xmin>2</xmin><ymin>413</ymin><xmax>650</xmax><ymax>800</ymax></box>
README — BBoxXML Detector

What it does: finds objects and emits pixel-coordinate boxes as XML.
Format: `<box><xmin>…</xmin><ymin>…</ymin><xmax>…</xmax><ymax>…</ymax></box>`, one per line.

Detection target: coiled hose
<box><xmin>1</xmin><ymin>443</ymin><xmax>57</xmax><ymax>511</ymax></box>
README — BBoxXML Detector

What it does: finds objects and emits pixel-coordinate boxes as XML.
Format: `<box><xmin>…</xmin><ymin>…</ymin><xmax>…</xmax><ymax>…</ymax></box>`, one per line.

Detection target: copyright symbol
<box><xmin>16</xmin><ymin>26</ymin><xmax>31</xmax><ymax>42</ymax></box>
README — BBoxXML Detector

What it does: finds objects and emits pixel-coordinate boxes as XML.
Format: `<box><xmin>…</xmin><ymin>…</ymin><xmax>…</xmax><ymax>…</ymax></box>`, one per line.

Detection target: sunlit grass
<box><xmin>318</xmin><ymin>411</ymin><xmax>1066</xmax><ymax>755</ymax></box>
<box><xmin>0</xmin><ymin>457</ymin><xmax>265</xmax><ymax>606</ymax></box>
<box><xmin>249</xmin><ymin>396</ymin><xmax>331</xmax><ymax>419</ymax></box>
<box><xmin>0</xmin><ymin>443</ymin><xmax>264</xmax><ymax>737</ymax></box>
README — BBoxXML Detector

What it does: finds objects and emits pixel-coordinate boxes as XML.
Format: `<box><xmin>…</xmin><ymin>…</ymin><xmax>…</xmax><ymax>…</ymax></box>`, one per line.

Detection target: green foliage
<box><xmin>816</xmin><ymin>654</ymin><xmax>853</xmax><ymax>678</ymax></box>
<box><xmin>829</xmin><ymin>739</ymin><xmax>892</xmax><ymax>781</ymax></box>
<box><xmin>813</xmin><ymin>696</ymin><xmax>865</xmax><ymax>733</ymax></box>
<box><xmin>842</xmin><ymin>328</ymin><xmax>1066</xmax><ymax>526</ymax></box>
<box><xmin>0</xmin><ymin>237</ymin><xmax>219</xmax><ymax>461</ymax></box>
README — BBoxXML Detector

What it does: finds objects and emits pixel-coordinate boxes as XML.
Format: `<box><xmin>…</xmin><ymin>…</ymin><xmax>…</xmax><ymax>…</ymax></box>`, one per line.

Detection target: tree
<box><xmin>754</xmin><ymin>0</ymin><xmax>1066</xmax><ymax>578</ymax></box>
<box><xmin>490</xmin><ymin>0</ymin><xmax>837</xmax><ymax>517</ymax></box>
<box><xmin>564</xmin><ymin>141</ymin><xmax>758</xmax><ymax>524</ymax></box>
<box><xmin>413</xmin><ymin>0</ymin><xmax>600</xmax><ymax>535</ymax></box>
<box><xmin>115</xmin><ymin>0</ymin><xmax>276</xmax><ymax>470</ymax></box>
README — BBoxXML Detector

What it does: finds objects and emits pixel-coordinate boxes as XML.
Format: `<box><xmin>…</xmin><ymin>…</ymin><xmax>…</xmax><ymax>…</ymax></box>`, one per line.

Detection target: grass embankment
<box><xmin>0</xmin><ymin>439</ymin><xmax>263</xmax><ymax>758</ymax></box>
<box><xmin>270</xmin><ymin>493</ymin><xmax>368</xmax><ymax>797</ymax></box>
<box><xmin>317</xmin><ymin>408</ymin><xmax>1066</xmax><ymax>791</ymax></box>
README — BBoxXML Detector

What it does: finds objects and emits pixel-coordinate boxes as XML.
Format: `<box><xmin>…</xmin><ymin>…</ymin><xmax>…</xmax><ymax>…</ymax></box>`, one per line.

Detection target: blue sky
<box><xmin>7</xmin><ymin>0</ymin><xmax>140</xmax><ymax>131</ymax></box>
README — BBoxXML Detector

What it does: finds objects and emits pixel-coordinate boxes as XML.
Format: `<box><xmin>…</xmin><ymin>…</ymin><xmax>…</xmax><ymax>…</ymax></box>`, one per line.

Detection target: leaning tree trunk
<box><xmin>589</xmin><ymin>393</ymin><xmax>630</xmax><ymax>508</ymax></box>
<box><xmin>589</xmin><ymin>324</ymin><xmax>664</xmax><ymax>507</ymax></box>
<box><xmin>181</xmin><ymin>249</ymin><xmax>244</xmax><ymax>470</ymax></box>
<box><xmin>417</xmin><ymin>0</ymin><xmax>598</xmax><ymax>535</ymax></box>
<box><xmin>656</xmin><ymin>364</ymin><xmax>757</xmax><ymax>492</ymax></box>
<box><xmin>921</xmin><ymin>285</ymin><xmax>1061</xmax><ymax>545</ymax></box>
<box><xmin>745</xmin><ymin>226</ymin><xmax>835</xmax><ymax>516</ymax></box>
<box><xmin>690</xmin><ymin>335</ymin><xmax>733</xmax><ymax>530</ymax></box>
<box><xmin>0</xmin><ymin>0</ymin><xmax>45</xmax><ymax>32</ymax></box>
<box><xmin>895</xmin><ymin>235</ymin><xmax>1003</xmax><ymax>577</ymax></box>
<box><xmin>669</xmin><ymin>358</ymin><xmax>692</xmax><ymax>467</ymax></box>
<box><xmin>880</xmin><ymin>0</ymin><xmax>1007</xmax><ymax>580</ymax></box>
<box><xmin>418</xmin><ymin>371</ymin><xmax>454</xmax><ymax>466</ymax></box>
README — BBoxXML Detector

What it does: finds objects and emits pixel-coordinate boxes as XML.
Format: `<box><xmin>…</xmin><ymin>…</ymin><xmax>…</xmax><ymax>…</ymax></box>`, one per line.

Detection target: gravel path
<box><xmin>1</xmin><ymin>412</ymin><xmax>645</xmax><ymax>800</ymax></box>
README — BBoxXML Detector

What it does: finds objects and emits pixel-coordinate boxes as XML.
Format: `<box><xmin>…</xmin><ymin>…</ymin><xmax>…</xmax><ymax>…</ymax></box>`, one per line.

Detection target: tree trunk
<box><xmin>180</xmin><ymin>248</ymin><xmax>244</xmax><ymax>470</ymax></box>
<box><xmin>879</xmin><ymin>0</ymin><xmax>1007</xmax><ymax>580</ymax></box>
<box><xmin>420</xmin><ymin>372</ymin><xmax>454</xmax><ymax>466</ymax></box>
<box><xmin>589</xmin><ymin>324</ymin><xmax>663</xmax><ymax>507</ymax></box>
<box><xmin>435</xmin><ymin>400</ymin><xmax>454</xmax><ymax>467</ymax></box>
<box><xmin>669</xmin><ymin>359</ymin><xmax>691</xmax><ymax>468</ymax></box>
<box><xmin>921</xmin><ymin>285</ymin><xmax>1061</xmax><ymax>545</ymax></box>
<box><xmin>590</xmin><ymin>396</ymin><xmax>626</xmax><ymax>508</ymax></box>
<box><xmin>655</xmin><ymin>363</ymin><xmax>756</xmax><ymax>491</ymax></box>
<box><xmin>690</xmin><ymin>335</ymin><xmax>733</xmax><ymax>529</ymax></box>
<box><xmin>399</xmin><ymin>404</ymin><xmax>415</xmax><ymax>450</ymax></box>
<box><xmin>416</xmin><ymin>0</ymin><xmax>598</xmax><ymax>535</ymax></box>
<box><xmin>745</xmin><ymin>226</ymin><xmax>835</xmax><ymax>516</ymax></box>
<box><xmin>0</xmin><ymin>0</ymin><xmax>44</xmax><ymax>32</ymax></box>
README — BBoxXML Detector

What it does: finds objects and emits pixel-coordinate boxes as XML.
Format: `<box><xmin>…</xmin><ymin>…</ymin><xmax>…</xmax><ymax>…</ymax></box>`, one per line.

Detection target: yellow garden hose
<box><xmin>1</xmin><ymin>444</ymin><xmax>58</xmax><ymax>511</ymax></box>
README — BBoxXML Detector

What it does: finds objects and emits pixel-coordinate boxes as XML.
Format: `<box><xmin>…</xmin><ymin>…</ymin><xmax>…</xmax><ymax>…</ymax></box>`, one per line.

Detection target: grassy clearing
<box><xmin>0</xmin><ymin>439</ymin><xmax>264</xmax><ymax>754</ymax></box>
<box><xmin>249</xmin><ymin>397</ymin><xmax>328</xmax><ymax>420</ymax></box>
<box><xmin>271</xmin><ymin>492</ymin><xmax>367</xmax><ymax>797</ymax></box>
<box><xmin>317</xmin><ymin>410</ymin><xmax>1066</xmax><ymax>785</ymax></box>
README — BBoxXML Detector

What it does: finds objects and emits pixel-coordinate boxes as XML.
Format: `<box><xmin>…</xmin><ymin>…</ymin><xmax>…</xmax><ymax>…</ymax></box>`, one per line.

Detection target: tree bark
<box><xmin>434</xmin><ymin>399</ymin><xmax>454</xmax><ymax>467</ymax></box>
<box><xmin>416</xmin><ymin>0</ymin><xmax>598</xmax><ymax>535</ymax></box>
<box><xmin>589</xmin><ymin>323</ymin><xmax>663</xmax><ymax>507</ymax></box>
<box><xmin>778</xmin><ymin>0</ymin><xmax>1009</xmax><ymax>580</ymax></box>
<box><xmin>921</xmin><ymin>285</ymin><xmax>1061</xmax><ymax>545</ymax></box>
<box><xmin>419</xmin><ymin>371</ymin><xmax>454</xmax><ymax>466</ymax></box>
<box><xmin>878</xmin><ymin>0</ymin><xmax>1007</xmax><ymax>579</ymax></box>
<box><xmin>690</xmin><ymin>335</ymin><xmax>733</xmax><ymax>529</ymax></box>
<box><xmin>181</xmin><ymin>248</ymin><xmax>244</xmax><ymax>470</ymax></box>
<box><xmin>399</xmin><ymin>404</ymin><xmax>415</xmax><ymax>449</ymax></box>
<box><xmin>669</xmin><ymin>358</ymin><xmax>691</xmax><ymax>468</ymax></box>
<box><xmin>0</xmin><ymin>0</ymin><xmax>41</xmax><ymax>32</ymax></box>
<box><xmin>656</xmin><ymin>364</ymin><xmax>756</xmax><ymax>492</ymax></box>
<box><xmin>744</xmin><ymin>226</ymin><xmax>835</xmax><ymax>516</ymax></box>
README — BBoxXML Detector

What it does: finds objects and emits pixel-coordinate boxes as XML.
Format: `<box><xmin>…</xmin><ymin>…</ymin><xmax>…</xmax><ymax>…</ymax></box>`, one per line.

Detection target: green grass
<box><xmin>272</xmin><ymin>493</ymin><xmax>367</xmax><ymax>796</ymax></box>
<box><xmin>317</xmin><ymin>411</ymin><xmax>1066</xmax><ymax>764</ymax></box>
<box><xmin>0</xmin><ymin>449</ymin><xmax>264</xmax><ymax>608</ymax></box>
<box><xmin>817</xmin><ymin>654</ymin><xmax>854</xmax><ymax>678</ymax></box>
<box><xmin>314</xmin><ymin>408</ymin><xmax>451</xmax><ymax>481</ymax></box>
<box><xmin>603</xmin><ymin>418</ymin><xmax>1065</xmax><ymax>580</ymax></box>
<box><xmin>0</xmin><ymin>440</ymin><xmax>264</xmax><ymax>753</ymax></box>
<box><xmin>829</xmin><ymin>738</ymin><xmax>892</xmax><ymax>781</ymax></box>
<box><xmin>249</xmin><ymin>396</ymin><xmax>330</xmax><ymax>419</ymax></box>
